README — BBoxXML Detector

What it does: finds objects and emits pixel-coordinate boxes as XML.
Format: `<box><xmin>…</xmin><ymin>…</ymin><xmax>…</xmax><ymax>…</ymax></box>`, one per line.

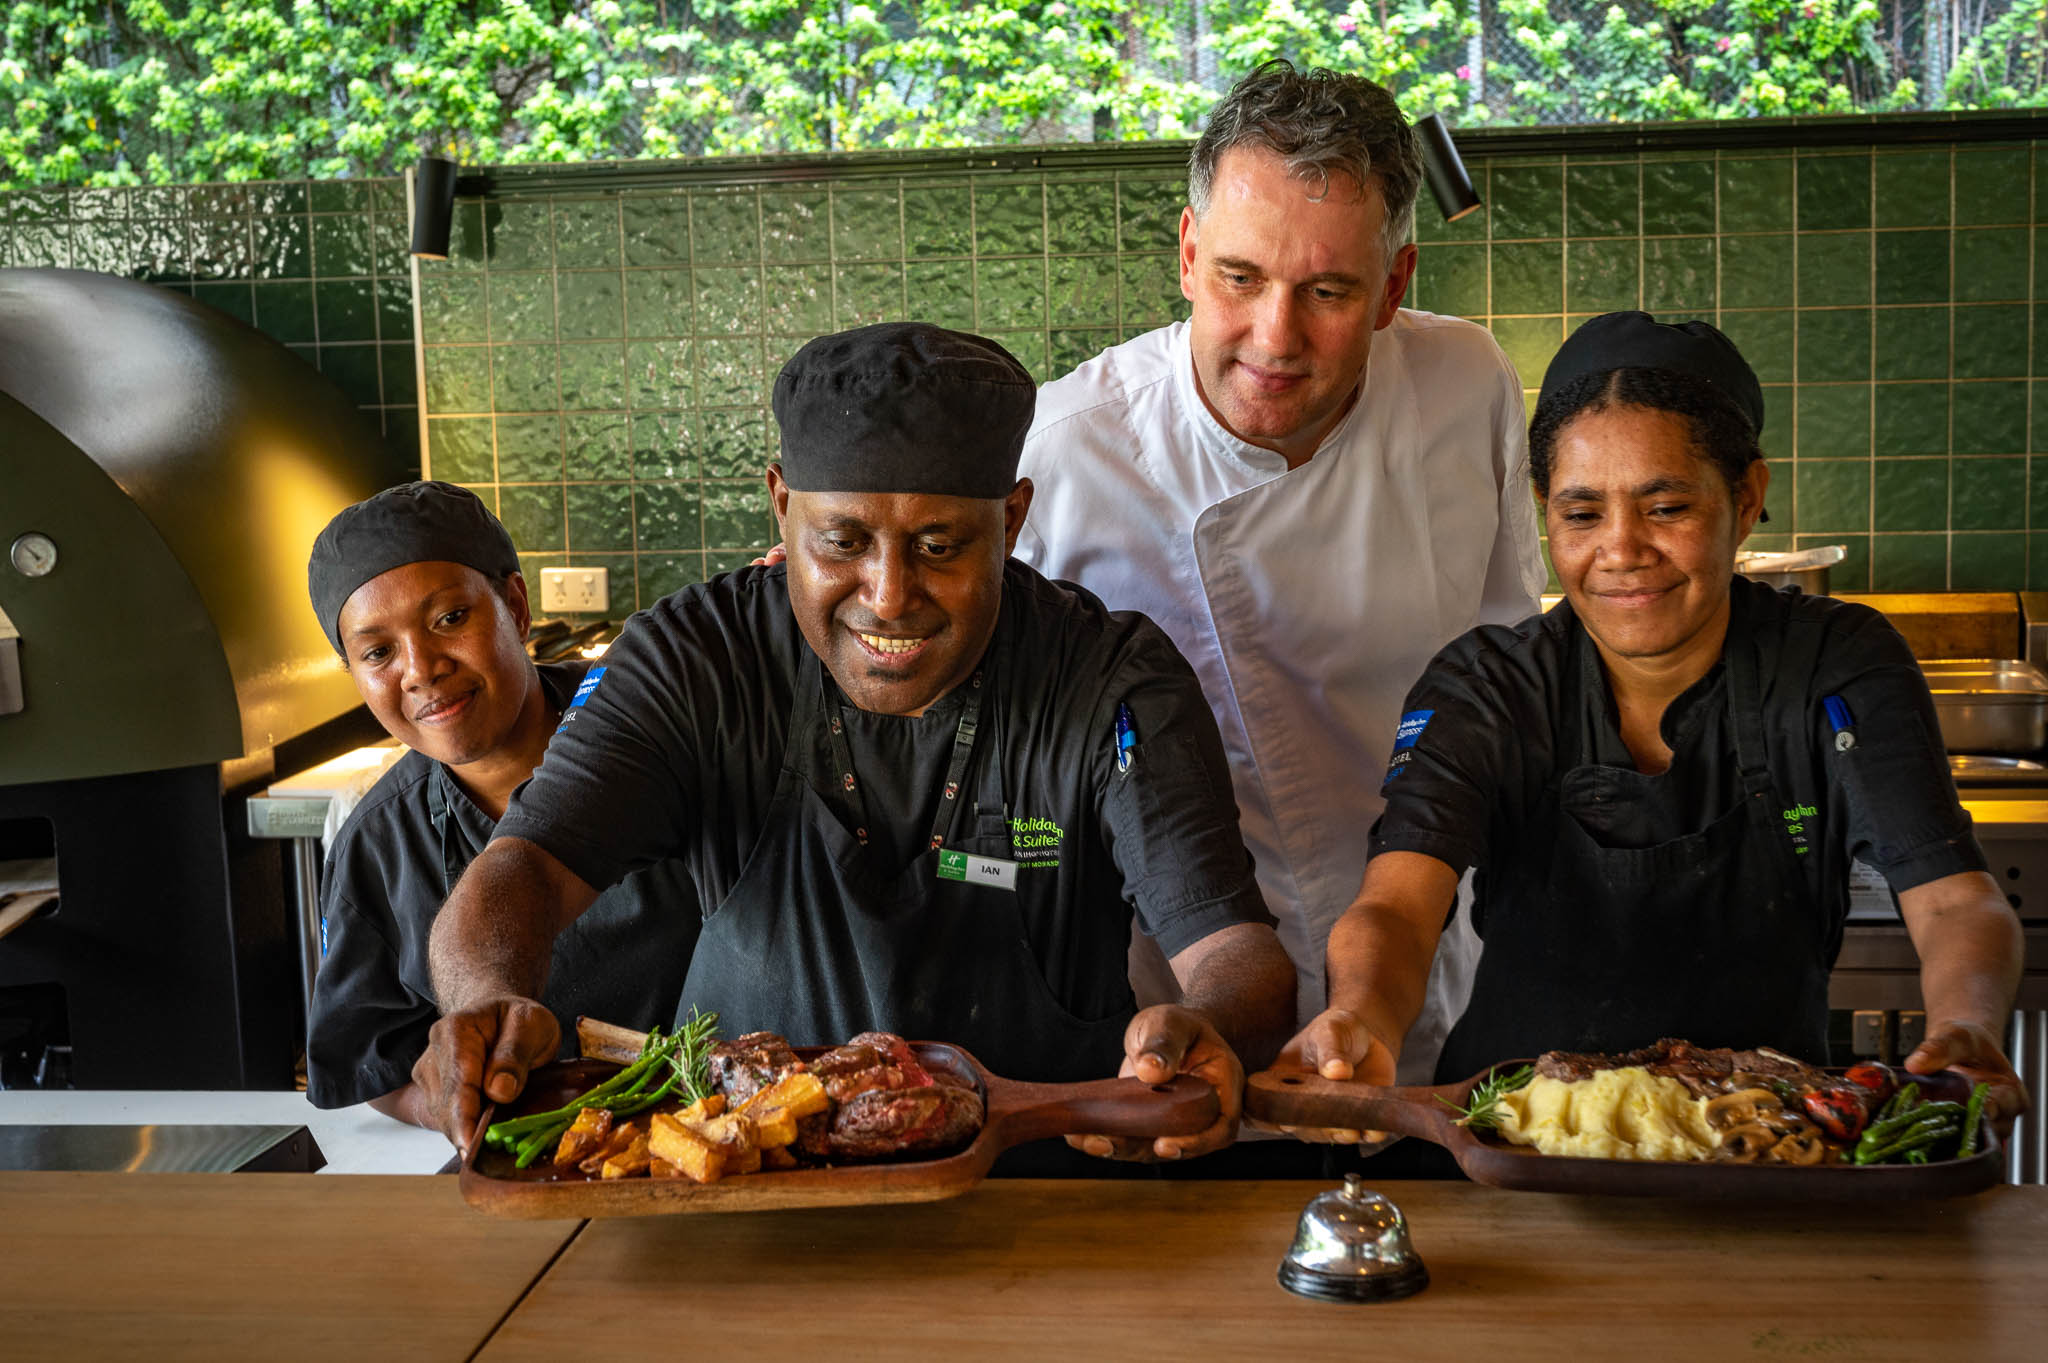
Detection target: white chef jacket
<box><xmin>1015</xmin><ymin>311</ymin><xmax>1546</xmax><ymax>1083</ymax></box>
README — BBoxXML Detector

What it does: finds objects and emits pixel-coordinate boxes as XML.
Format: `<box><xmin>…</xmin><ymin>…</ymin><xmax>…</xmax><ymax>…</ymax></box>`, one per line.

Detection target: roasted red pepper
<box><xmin>1844</xmin><ymin>1063</ymin><xmax>1895</xmax><ymax>1098</ymax></box>
<box><xmin>1802</xmin><ymin>1086</ymin><xmax>1870</xmax><ymax>1142</ymax></box>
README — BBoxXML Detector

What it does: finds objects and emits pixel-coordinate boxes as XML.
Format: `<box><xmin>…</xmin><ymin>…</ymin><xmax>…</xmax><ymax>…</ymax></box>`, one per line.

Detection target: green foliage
<box><xmin>1</xmin><ymin>0</ymin><xmax>2043</xmax><ymax>188</ymax></box>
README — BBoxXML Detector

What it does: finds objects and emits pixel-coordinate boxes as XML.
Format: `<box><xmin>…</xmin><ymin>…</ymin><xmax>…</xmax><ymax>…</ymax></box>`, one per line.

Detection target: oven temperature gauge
<box><xmin>9</xmin><ymin>532</ymin><xmax>57</xmax><ymax>578</ymax></box>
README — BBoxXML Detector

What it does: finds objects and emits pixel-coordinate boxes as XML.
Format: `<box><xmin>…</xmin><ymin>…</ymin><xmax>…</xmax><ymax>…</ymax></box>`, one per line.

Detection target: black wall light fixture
<box><xmin>1413</xmin><ymin>114</ymin><xmax>1481</xmax><ymax>223</ymax></box>
<box><xmin>410</xmin><ymin>154</ymin><xmax>460</xmax><ymax>259</ymax></box>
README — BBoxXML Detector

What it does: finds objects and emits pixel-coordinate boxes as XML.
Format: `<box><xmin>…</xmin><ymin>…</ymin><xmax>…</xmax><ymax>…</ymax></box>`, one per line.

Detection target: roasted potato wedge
<box><xmin>649</xmin><ymin>1112</ymin><xmax>727</xmax><ymax>1184</ymax></box>
<box><xmin>739</xmin><ymin>1072</ymin><xmax>828</xmax><ymax>1120</ymax></box>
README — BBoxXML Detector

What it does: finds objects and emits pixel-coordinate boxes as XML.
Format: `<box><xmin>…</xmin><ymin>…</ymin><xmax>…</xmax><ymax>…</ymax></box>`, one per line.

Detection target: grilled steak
<box><xmin>708</xmin><ymin>1031</ymin><xmax>805</xmax><ymax>1105</ymax></box>
<box><xmin>829</xmin><ymin>1082</ymin><xmax>985</xmax><ymax>1160</ymax></box>
<box><xmin>1536</xmin><ymin>1038</ymin><xmax>1827</xmax><ymax>1097</ymax></box>
<box><xmin>705</xmin><ymin>1028</ymin><xmax>985</xmax><ymax>1162</ymax></box>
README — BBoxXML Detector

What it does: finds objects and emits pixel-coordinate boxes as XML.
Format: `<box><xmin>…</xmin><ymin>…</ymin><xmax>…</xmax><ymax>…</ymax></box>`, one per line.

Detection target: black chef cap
<box><xmin>307</xmin><ymin>480</ymin><xmax>521</xmax><ymax>652</ymax></box>
<box><xmin>771</xmin><ymin>323</ymin><xmax>1035</xmax><ymax>498</ymax></box>
<box><xmin>1539</xmin><ymin>311</ymin><xmax>1766</xmax><ymax>435</ymax></box>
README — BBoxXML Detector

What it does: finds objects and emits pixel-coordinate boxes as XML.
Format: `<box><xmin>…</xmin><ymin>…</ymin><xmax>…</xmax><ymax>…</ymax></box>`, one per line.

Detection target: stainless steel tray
<box><xmin>1922</xmin><ymin>659</ymin><xmax>2048</xmax><ymax>755</ymax></box>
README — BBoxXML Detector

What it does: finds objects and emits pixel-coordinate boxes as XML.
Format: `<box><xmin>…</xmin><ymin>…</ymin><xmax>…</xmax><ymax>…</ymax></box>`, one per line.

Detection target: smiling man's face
<box><xmin>336</xmin><ymin>560</ymin><xmax>536</xmax><ymax>766</ymax></box>
<box><xmin>771</xmin><ymin>469</ymin><xmax>1032</xmax><ymax>716</ymax></box>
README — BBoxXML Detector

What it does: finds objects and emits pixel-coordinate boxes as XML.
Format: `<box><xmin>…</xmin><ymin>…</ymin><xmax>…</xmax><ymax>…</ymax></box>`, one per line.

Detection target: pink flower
<box><xmin>1802</xmin><ymin>3</ymin><xmax>1816</xmax><ymax>15</ymax></box>
<box><xmin>1716</xmin><ymin>36</ymin><xmax>1731</xmax><ymax>51</ymax></box>
<box><xmin>1457</xmin><ymin>65</ymin><xmax>1472</xmax><ymax>80</ymax></box>
<box><xmin>1335</xmin><ymin>15</ymin><xmax>1357</xmax><ymax>33</ymax></box>
<box><xmin>1048</xmin><ymin>1</ymin><xmax>1067</xmax><ymax>12</ymax></box>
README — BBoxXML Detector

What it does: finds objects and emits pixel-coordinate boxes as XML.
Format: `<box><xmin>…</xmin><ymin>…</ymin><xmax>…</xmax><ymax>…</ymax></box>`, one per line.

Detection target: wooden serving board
<box><xmin>461</xmin><ymin>1039</ymin><xmax>1218</xmax><ymax>1219</ymax></box>
<box><xmin>1245</xmin><ymin>1063</ymin><xmax>2004</xmax><ymax>1200</ymax></box>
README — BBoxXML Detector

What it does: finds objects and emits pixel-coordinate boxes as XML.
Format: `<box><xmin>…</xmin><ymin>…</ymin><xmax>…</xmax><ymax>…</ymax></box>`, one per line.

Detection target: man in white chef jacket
<box><xmin>1016</xmin><ymin>59</ymin><xmax>1545</xmax><ymax>1089</ymax></box>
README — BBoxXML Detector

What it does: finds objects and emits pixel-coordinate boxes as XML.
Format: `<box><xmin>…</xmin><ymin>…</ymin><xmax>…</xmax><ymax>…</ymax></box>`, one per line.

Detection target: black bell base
<box><xmin>1277</xmin><ymin>1260</ymin><xmax>1430</xmax><ymax>1303</ymax></box>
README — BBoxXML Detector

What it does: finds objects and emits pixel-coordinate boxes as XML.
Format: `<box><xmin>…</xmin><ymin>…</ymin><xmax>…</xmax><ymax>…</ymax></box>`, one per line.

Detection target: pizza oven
<box><xmin>0</xmin><ymin>267</ymin><xmax>398</xmax><ymax>1089</ymax></box>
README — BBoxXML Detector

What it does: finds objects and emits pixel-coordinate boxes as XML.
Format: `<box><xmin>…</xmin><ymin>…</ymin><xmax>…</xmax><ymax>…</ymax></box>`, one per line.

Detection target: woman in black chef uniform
<box><xmin>1282</xmin><ymin>312</ymin><xmax>2027</xmax><ymax>1123</ymax></box>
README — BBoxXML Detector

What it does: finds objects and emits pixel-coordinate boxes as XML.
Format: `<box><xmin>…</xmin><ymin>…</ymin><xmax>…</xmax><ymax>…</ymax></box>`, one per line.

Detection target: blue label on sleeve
<box><xmin>1392</xmin><ymin>709</ymin><xmax>1434</xmax><ymax>749</ymax></box>
<box><xmin>568</xmin><ymin>666</ymin><xmax>606</xmax><ymax>709</ymax></box>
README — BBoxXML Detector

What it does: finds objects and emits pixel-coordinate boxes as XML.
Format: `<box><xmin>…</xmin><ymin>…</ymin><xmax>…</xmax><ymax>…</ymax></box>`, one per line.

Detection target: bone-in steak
<box><xmin>708</xmin><ymin>1031</ymin><xmax>804</xmax><ymax>1106</ymax></box>
<box><xmin>1535</xmin><ymin>1038</ymin><xmax>1827</xmax><ymax>1096</ymax></box>
<box><xmin>829</xmin><ymin>1082</ymin><xmax>986</xmax><ymax>1160</ymax></box>
<box><xmin>707</xmin><ymin>1029</ymin><xmax>986</xmax><ymax>1162</ymax></box>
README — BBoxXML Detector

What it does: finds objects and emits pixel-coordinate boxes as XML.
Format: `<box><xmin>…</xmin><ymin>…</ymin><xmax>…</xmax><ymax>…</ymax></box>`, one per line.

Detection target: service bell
<box><xmin>1277</xmin><ymin>1174</ymin><xmax>1429</xmax><ymax>1303</ymax></box>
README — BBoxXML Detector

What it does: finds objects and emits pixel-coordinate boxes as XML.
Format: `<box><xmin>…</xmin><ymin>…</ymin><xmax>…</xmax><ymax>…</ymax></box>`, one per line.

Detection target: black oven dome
<box><xmin>0</xmin><ymin>268</ymin><xmax>399</xmax><ymax>786</ymax></box>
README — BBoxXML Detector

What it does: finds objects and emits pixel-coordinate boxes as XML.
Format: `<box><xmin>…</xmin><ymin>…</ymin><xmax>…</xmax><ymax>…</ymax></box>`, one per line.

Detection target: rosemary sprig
<box><xmin>1437</xmin><ymin>1064</ymin><xmax>1536</xmax><ymax>1132</ymax></box>
<box><xmin>669</xmin><ymin>1005</ymin><xmax>720</xmax><ymax>1106</ymax></box>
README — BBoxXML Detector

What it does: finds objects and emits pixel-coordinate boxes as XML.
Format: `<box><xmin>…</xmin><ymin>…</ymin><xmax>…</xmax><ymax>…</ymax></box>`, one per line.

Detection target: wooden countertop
<box><xmin>7</xmin><ymin>1174</ymin><xmax>2046</xmax><ymax>1361</ymax></box>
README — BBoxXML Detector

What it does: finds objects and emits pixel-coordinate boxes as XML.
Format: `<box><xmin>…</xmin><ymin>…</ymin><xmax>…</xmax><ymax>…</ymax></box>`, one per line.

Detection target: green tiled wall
<box><xmin>416</xmin><ymin>173</ymin><xmax>1191</xmax><ymax>610</ymax></box>
<box><xmin>0</xmin><ymin>179</ymin><xmax>420</xmax><ymax>466</ymax></box>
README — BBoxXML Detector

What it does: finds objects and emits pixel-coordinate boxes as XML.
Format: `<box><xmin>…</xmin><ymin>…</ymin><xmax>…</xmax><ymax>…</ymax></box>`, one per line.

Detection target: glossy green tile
<box><xmin>557</xmin><ymin>270</ymin><xmax>624</xmax><ymax>341</ymax></box>
<box><xmin>553</xmin><ymin>200</ymin><xmax>620</xmax><ymax>269</ymax></box>
<box><xmin>1048</xmin><ymin>255</ymin><xmax>1119</xmax><ymax>327</ymax></box>
<box><xmin>2030</xmin><ymin>454</ymin><xmax>2048</xmax><ymax>525</ymax></box>
<box><xmin>976</xmin><ymin>257</ymin><xmax>1046</xmax><ymax>329</ymax></box>
<box><xmin>695</xmin><ymin>409</ymin><xmax>770</xmax><ymax>479</ymax></box>
<box><xmin>1797</xmin><ymin>232</ymin><xmax>1870</xmax><ymax>306</ymax></box>
<box><xmin>1642</xmin><ymin>160</ymin><xmax>1715</xmax><ymax>236</ymax></box>
<box><xmin>1952</xmin><ymin>456</ymin><xmax>2028</xmax><ymax>529</ymax></box>
<box><xmin>1874</xmin><ymin>150</ymin><xmax>1950</xmax><ymax>228</ymax></box>
<box><xmin>626</xmin><ymin>338</ymin><xmax>693</xmax><ymax>411</ymax></box>
<box><xmin>1489</xmin><ymin>164</ymin><xmax>1561</xmax><ymax>239</ymax></box>
<box><xmin>1873</xmin><ymin>458</ymin><xmax>1947</xmax><ymax>530</ymax></box>
<box><xmin>69</xmin><ymin>186</ymin><xmax>124</xmax><ymax>221</ymax></box>
<box><xmin>66</xmin><ymin>220</ymin><xmax>127</xmax><ymax>274</ymax></box>
<box><xmin>696</xmin><ymin>335</ymin><xmax>764</xmax><ymax>407</ymax></box>
<box><xmin>1048</xmin><ymin>181</ymin><xmax>1118</xmax><ymax>254</ymax></box>
<box><xmin>1874</xmin><ymin>306</ymin><xmax>1949</xmax><ymax>380</ymax></box>
<box><xmin>1797</xmin><ymin>153</ymin><xmax>1871</xmax><ymax>231</ymax></box>
<box><xmin>694</xmin><ymin>267</ymin><xmax>761</xmax><ymax>335</ymax></box>
<box><xmin>630</xmin><ymin>413</ymin><xmax>693</xmax><ymax>480</ymax></box>
<box><xmin>376</xmin><ymin>277</ymin><xmax>412</xmax><ymax>340</ymax></box>
<box><xmin>639</xmin><ymin>552</ymin><xmax>705</xmax><ymax>602</ymax></box>
<box><xmin>622</xmin><ymin>195</ymin><xmax>691</xmax><ymax>267</ymax></box>
<box><xmin>1759</xmin><ymin>385</ymin><xmax>1794</xmax><ymax>439</ymax></box>
<box><xmin>250</xmin><ymin>214</ymin><xmax>310</xmax><ymax>278</ymax></box>
<box><xmin>1642</xmin><ymin>237</ymin><xmax>1715</xmax><ymax>314</ymax></box>
<box><xmin>907</xmin><ymin>259</ymin><xmax>975</xmax><ymax>329</ymax></box>
<box><xmin>428</xmin><ymin>417</ymin><xmax>495</xmax><ymax>482</ymax></box>
<box><xmin>493</xmin><ymin>344</ymin><xmax>558</xmax><ymax>413</ymax></box>
<box><xmin>904</xmin><ymin>185</ymin><xmax>972</xmax><ymax>257</ymax></box>
<box><xmin>1797</xmin><ymin>309</ymin><xmax>1871</xmax><ymax>383</ymax></box>
<box><xmin>1051</xmin><ymin>329</ymin><xmax>1115</xmax><ymax>377</ymax></box>
<box><xmin>634</xmin><ymin>482</ymin><xmax>704</xmax><ymax>552</ymax></box>
<box><xmin>1118</xmin><ymin>253</ymin><xmax>1186</xmax><ymax>327</ymax></box>
<box><xmin>1873</xmin><ymin>231</ymin><xmax>1949</xmax><ymax>305</ymax></box>
<box><xmin>1414</xmin><ymin>242</ymin><xmax>1487</xmax><ymax>319</ymax></box>
<box><xmin>1565</xmin><ymin>239</ymin><xmax>1638</xmax><ymax>312</ymax></box>
<box><xmin>2030</xmin><ymin>531</ymin><xmax>2048</xmax><ymax>590</ymax></box>
<box><xmin>191</xmin><ymin>216</ymin><xmax>253</xmax><ymax>280</ymax></box>
<box><xmin>499</xmin><ymin>485</ymin><xmax>565</xmax><ymax>551</ymax></box>
<box><xmin>1871</xmin><ymin>533</ymin><xmax>1947</xmax><ymax>590</ymax></box>
<box><xmin>486</xmin><ymin>201</ymin><xmax>554</xmax><ymax>270</ymax></box>
<box><xmin>1874</xmin><ymin>383</ymin><xmax>1949</xmax><ymax>456</ymax></box>
<box><xmin>764</xmin><ymin>264</ymin><xmax>833</xmax><ymax>336</ymax></box>
<box><xmin>423</xmin><ymin>346</ymin><xmax>491</xmax><ymax>412</ymax></box>
<box><xmin>126</xmin><ymin>219</ymin><xmax>183</xmax><ymax>279</ymax></box>
<box><xmin>1565</xmin><ymin>163</ymin><xmax>1638</xmax><ymax>237</ymax></box>
<box><xmin>566</xmin><ymin>413</ymin><xmax>632</xmax><ymax>481</ymax></box>
<box><xmin>1719</xmin><ymin>157</ymin><xmax>1794</xmax><ymax>234</ymax></box>
<box><xmin>1116</xmin><ymin>177</ymin><xmax>1183</xmax><ymax>253</ymax></box>
<box><xmin>691</xmin><ymin>190</ymin><xmax>759</xmax><ymax>265</ymax></box>
<box><xmin>835</xmin><ymin>262</ymin><xmax>904</xmax><ymax>329</ymax></box>
<box><xmin>1719</xmin><ymin>234</ymin><xmax>1794</xmax><ymax>309</ymax></box>
<box><xmin>701</xmin><ymin>481</ymin><xmax>770</xmax><ymax>549</ymax></box>
<box><xmin>315</xmin><ymin>279</ymin><xmax>377</xmax><ymax>342</ymax></box>
<box><xmin>762</xmin><ymin>190</ymin><xmax>831</xmax><ymax>263</ymax></box>
<box><xmin>1954</xmin><ymin>146</ymin><xmax>2031</xmax><ymax>226</ymax></box>
<box><xmin>308</xmin><ymin>183</ymin><xmax>364</xmax><ymax>213</ymax></box>
<box><xmin>488</xmin><ymin>271</ymin><xmax>555</xmax><ymax>343</ymax></box>
<box><xmin>1489</xmin><ymin>315</ymin><xmax>1564</xmax><ymax>390</ymax></box>
<box><xmin>558</xmin><ymin>341</ymin><xmax>627</xmax><ymax>411</ymax></box>
<box><xmin>1801</xmin><ymin>533</ymin><xmax>1870</xmax><ymax>590</ymax></box>
<box><xmin>625</xmin><ymin>267</ymin><xmax>692</xmax><ymax>338</ymax></box>
<box><xmin>251</xmin><ymin>282</ymin><xmax>318</xmax><ymax>344</ymax></box>
<box><xmin>1713</xmin><ymin>310</ymin><xmax>1790</xmax><ymax>385</ymax></box>
<box><xmin>306</xmin><ymin>214</ymin><xmax>369</xmax><ymax>278</ymax></box>
<box><xmin>566</xmin><ymin>482</ymin><xmax>635</xmax><ymax>552</ymax></box>
<box><xmin>1793</xmin><ymin>460</ymin><xmax>1870</xmax><ymax>533</ymax></box>
<box><xmin>189</xmin><ymin>184</ymin><xmax>248</xmax><ymax>217</ymax></box>
<box><xmin>1954</xmin><ymin>228</ymin><xmax>2028</xmax><ymax>302</ymax></box>
<box><xmin>1953</xmin><ymin>530</ymin><xmax>2027</xmax><ymax>588</ymax></box>
<box><xmin>833</xmin><ymin>187</ymin><xmax>902</xmax><ymax>262</ymax></box>
<box><xmin>1954</xmin><ymin>380</ymin><xmax>2029</xmax><ymax>453</ymax></box>
<box><xmin>981</xmin><ymin>328</ymin><xmax>1049</xmax><ymax>382</ymax></box>
<box><xmin>446</xmin><ymin>201</ymin><xmax>487</xmax><ymax>269</ymax></box>
<box><xmin>380</xmin><ymin>342</ymin><xmax>417</xmax><ymax>406</ymax></box>
<box><xmin>1795</xmin><ymin>384</ymin><xmax>1870</xmax><ymax>459</ymax></box>
<box><xmin>2035</xmin><ymin>381</ymin><xmax>2048</xmax><ymax>452</ymax></box>
<box><xmin>496</xmin><ymin>414</ymin><xmax>563</xmax><ymax>482</ymax></box>
<box><xmin>420</xmin><ymin>274</ymin><xmax>487</xmax><ymax>344</ymax></box>
<box><xmin>975</xmin><ymin>182</ymin><xmax>1045</xmax><ymax>256</ymax></box>
<box><xmin>316</xmin><ymin>344</ymin><xmax>383</xmax><ymax>408</ymax></box>
<box><xmin>1491</xmin><ymin>241</ymin><xmax>1562</xmax><ymax>313</ymax></box>
<box><xmin>1954</xmin><ymin>303</ymin><xmax>2029</xmax><ymax>378</ymax></box>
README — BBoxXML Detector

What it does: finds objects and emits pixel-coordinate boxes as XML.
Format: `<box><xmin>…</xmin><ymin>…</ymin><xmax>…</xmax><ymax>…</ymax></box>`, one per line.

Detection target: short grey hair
<box><xmin>1188</xmin><ymin>60</ymin><xmax>1421</xmax><ymax>261</ymax></box>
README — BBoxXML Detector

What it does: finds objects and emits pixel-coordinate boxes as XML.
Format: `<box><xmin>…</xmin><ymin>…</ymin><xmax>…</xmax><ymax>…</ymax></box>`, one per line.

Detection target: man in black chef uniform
<box><xmin>304</xmin><ymin>482</ymin><xmax>697</xmax><ymax>1127</ymax></box>
<box><xmin>415</xmin><ymin>323</ymin><xmax>1298</xmax><ymax>1160</ymax></box>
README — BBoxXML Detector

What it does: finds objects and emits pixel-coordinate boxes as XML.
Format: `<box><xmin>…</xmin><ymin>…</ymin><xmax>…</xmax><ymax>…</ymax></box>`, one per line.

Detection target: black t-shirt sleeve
<box><xmin>303</xmin><ymin>884</ymin><xmax>434</xmax><ymax>1110</ymax></box>
<box><xmin>1093</xmin><ymin>629</ymin><xmax>1275</xmax><ymax>959</ymax></box>
<box><xmin>493</xmin><ymin>613</ymin><xmax>700</xmax><ymax>892</ymax></box>
<box><xmin>1821</xmin><ymin>613</ymin><xmax>1988</xmax><ymax>893</ymax></box>
<box><xmin>1368</xmin><ymin>649</ymin><xmax>1522</xmax><ymax>873</ymax></box>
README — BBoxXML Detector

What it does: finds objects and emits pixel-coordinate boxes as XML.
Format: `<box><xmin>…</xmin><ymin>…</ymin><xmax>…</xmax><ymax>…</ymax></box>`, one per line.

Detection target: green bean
<box><xmin>1855</xmin><ymin>1118</ymin><xmax>1960</xmax><ymax>1165</ymax></box>
<box><xmin>1958</xmin><ymin>1083</ymin><xmax>1990</xmax><ymax>1158</ymax></box>
<box><xmin>1876</xmin><ymin>1081</ymin><xmax>1920</xmax><ymax>1125</ymax></box>
<box><xmin>1857</xmin><ymin>1100</ymin><xmax>1964</xmax><ymax>1150</ymax></box>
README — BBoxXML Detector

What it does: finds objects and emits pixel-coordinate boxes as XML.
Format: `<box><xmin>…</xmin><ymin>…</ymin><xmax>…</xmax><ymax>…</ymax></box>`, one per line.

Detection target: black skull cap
<box><xmin>1539</xmin><ymin>311</ymin><xmax>1766</xmax><ymax>434</ymax></box>
<box><xmin>308</xmin><ymin>480</ymin><xmax>521</xmax><ymax>653</ymax></box>
<box><xmin>772</xmin><ymin>323</ymin><xmax>1036</xmax><ymax>499</ymax></box>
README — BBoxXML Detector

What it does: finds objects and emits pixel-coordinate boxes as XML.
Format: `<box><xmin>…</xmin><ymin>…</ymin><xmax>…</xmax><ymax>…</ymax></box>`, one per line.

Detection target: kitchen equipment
<box><xmin>1737</xmin><ymin>544</ymin><xmax>1846</xmax><ymax>594</ymax></box>
<box><xmin>1276</xmin><ymin>1173</ymin><xmax>1429</xmax><ymax>1303</ymax></box>
<box><xmin>1245</xmin><ymin>1064</ymin><xmax>2002</xmax><ymax>1199</ymax></box>
<box><xmin>0</xmin><ymin>268</ymin><xmax>398</xmax><ymax>1088</ymax></box>
<box><xmin>460</xmin><ymin>1041</ymin><xmax>1218</xmax><ymax>1218</ymax></box>
<box><xmin>0</xmin><ymin>1123</ymin><xmax>324</xmax><ymax>1172</ymax></box>
<box><xmin>1920</xmin><ymin>658</ymin><xmax>2048</xmax><ymax>755</ymax></box>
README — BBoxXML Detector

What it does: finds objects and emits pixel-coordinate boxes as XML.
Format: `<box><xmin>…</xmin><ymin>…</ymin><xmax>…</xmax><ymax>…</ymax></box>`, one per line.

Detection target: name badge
<box><xmin>936</xmin><ymin>849</ymin><xmax>1017</xmax><ymax>891</ymax></box>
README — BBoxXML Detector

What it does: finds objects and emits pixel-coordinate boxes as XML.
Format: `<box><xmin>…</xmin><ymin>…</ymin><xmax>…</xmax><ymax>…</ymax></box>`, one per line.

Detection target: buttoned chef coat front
<box><xmin>1015</xmin><ymin>311</ymin><xmax>1546</xmax><ymax>1079</ymax></box>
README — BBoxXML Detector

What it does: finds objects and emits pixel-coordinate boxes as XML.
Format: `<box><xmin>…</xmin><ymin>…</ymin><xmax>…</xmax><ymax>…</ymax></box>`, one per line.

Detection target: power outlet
<box><xmin>539</xmin><ymin>566</ymin><xmax>609</xmax><ymax>614</ymax></box>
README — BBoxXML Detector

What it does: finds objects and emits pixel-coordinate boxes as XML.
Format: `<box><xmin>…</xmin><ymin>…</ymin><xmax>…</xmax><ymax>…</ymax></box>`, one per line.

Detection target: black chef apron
<box><xmin>1435</xmin><ymin>598</ymin><xmax>1832</xmax><ymax>1083</ymax></box>
<box><xmin>678</xmin><ymin>640</ymin><xmax>1132</xmax><ymax>1083</ymax></box>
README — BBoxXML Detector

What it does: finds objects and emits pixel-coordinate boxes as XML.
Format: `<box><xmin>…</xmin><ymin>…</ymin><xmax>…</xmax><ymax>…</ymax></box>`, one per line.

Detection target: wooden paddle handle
<box><xmin>986</xmin><ymin>1073</ymin><xmax>1220</xmax><ymax>1147</ymax></box>
<box><xmin>1244</xmin><ymin>1069</ymin><xmax>1466</xmax><ymax>1146</ymax></box>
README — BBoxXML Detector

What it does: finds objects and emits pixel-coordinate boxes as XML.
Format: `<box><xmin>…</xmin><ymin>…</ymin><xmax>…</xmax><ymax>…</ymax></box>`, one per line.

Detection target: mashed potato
<box><xmin>1493</xmin><ymin>1066</ymin><xmax>1720</xmax><ymax>1161</ymax></box>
